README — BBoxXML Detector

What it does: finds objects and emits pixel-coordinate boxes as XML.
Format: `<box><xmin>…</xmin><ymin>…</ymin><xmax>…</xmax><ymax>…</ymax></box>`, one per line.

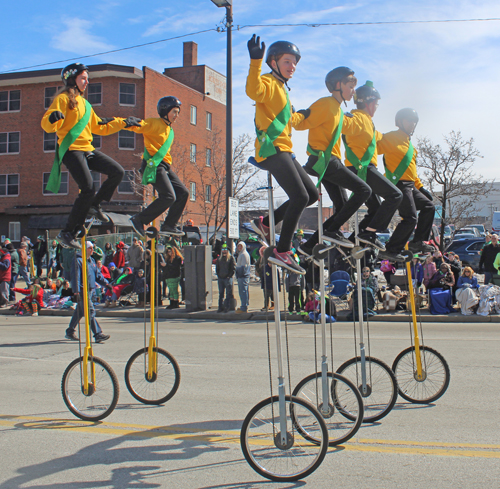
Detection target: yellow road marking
<box><xmin>1</xmin><ymin>415</ymin><xmax>499</xmax><ymax>459</ymax></box>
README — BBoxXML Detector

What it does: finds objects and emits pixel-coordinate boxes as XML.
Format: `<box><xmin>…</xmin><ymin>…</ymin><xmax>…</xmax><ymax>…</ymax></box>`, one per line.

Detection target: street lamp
<box><xmin>210</xmin><ymin>0</ymin><xmax>233</xmax><ymax>250</ymax></box>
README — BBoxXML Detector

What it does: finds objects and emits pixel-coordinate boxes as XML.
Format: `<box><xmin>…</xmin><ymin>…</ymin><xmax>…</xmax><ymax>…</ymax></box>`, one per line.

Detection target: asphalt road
<box><xmin>0</xmin><ymin>315</ymin><xmax>499</xmax><ymax>489</ymax></box>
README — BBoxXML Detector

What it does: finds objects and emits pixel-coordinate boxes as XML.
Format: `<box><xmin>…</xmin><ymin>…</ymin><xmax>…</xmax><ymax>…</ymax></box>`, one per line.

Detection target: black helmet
<box><xmin>61</xmin><ymin>63</ymin><xmax>89</xmax><ymax>87</ymax></box>
<box><xmin>265</xmin><ymin>41</ymin><xmax>301</xmax><ymax>68</ymax></box>
<box><xmin>354</xmin><ymin>81</ymin><xmax>381</xmax><ymax>107</ymax></box>
<box><xmin>157</xmin><ymin>96</ymin><xmax>182</xmax><ymax>121</ymax></box>
<box><xmin>325</xmin><ymin>67</ymin><xmax>355</xmax><ymax>93</ymax></box>
<box><xmin>395</xmin><ymin>108</ymin><xmax>419</xmax><ymax>128</ymax></box>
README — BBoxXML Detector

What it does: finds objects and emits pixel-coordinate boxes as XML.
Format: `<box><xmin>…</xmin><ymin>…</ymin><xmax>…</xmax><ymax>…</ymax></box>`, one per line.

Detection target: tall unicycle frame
<box><xmin>61</xmin><ymin>219</ymin><xmax>119</xmax><ymax>421</ymax></box>
<box><xmin>292</xmin><ymin>183</ymin><xmax>363</xmax><ymax>445</ymax></box>
<box><xmin>391</xmin><ymin>244</ymin><xmax>450</xmax><ymax>403</ymax></box>
<box><xmin>240</xmin><ymin>158</ymin><xmax>328</xmax><ymax>482</ymax></box>
<box><xmin>124</xmin><ymin>221</ymin><xmax>180</xmax><ymax>405</ymax></box>
<box><xmin>335</xmin><ymin>212</ymin><xmax>398</xmax><ymax>423</ymax></box>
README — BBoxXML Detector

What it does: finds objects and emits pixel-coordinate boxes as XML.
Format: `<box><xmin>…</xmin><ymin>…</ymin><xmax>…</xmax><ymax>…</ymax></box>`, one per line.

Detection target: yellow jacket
<box><xmin>125</xmin><ymin>118</ymin><xmax>173</xmax><ymax>165</ymax></box>
<box><xmin>377</xmin><ymin>129</ymin><xmax>422</xmax><ymax>189</ymax></box>
<box><xmin>295</xmin><ymin>96</ymin><xmax>365</xmax><ymax>158</ymax></box>
<box><xmin>41</xmin><ymin>92</ymin><xmax>125</xmax><ymax>152</ymax></box>
<box><xmin>343</xmin><ymin>109</ymin><xmax>382</xmax><ymax>168</ymax></box>
<box><xmin>245</xmin><ymin>59</ymin><xmax>304</xmax><ymax>162</ymax></box>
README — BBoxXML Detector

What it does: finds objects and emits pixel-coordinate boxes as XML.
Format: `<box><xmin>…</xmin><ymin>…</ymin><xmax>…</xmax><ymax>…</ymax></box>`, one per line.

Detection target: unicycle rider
<box><xmin>377</xmin><ymin>108</ymin><xmax>435</xmax><ymax>257</ymax></box>
<box><xmin>126</xmin><ymin>96</ymin><xmax>189</xmax><ymax>238</ymax></box>
<box><xmin>246</xmin><ymin>34</ymin><xmax>318</xmax><ymax>274</ymax></box>
<box><xmin>41</xmin><ymin>63</ymin><xmax>141</xmax><ymax>250</ymax></box>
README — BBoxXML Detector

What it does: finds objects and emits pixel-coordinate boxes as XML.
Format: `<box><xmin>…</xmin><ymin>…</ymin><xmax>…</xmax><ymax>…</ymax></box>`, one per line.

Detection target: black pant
<box><xmin>304</xmin><ymin>155</ymin><xmax>371</xmax><ymax>247</ymax></box>
<box><xmin>386</xmin><ymin>181</ymin><xmax>435</xmax><ymax>252</ymax></box>
<box><xmin>137</xmin><ymin>164</ymin><xmax>188</xmax><ymax>227</ymax></box>
<box><xmin>62</xmin><ymin>150</ymin><xmax>124</xmax><ymax>233</ymax></box>
<box><xmin>260</xmin><ymin>152</ymin><xmax>318</xmax><ymax>252</ymax></box>
<box><xmin>348</xmin><ymin>164</ymin><xmax>403</xmax><ymax>231</ymax></box>
<box><xmin>288</xmin><ymin>285</ymin><xmax>301</xmax><ymax>312</ymax></box>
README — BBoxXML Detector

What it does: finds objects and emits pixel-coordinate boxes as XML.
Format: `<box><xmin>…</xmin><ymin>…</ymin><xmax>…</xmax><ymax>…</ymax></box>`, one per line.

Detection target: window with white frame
<box><xmin>0</xmin><ymin>132</ymin><xmax>20</xmax><ymax>154</ymax></box>
<box><xmin>87</xmin><ymin>82</ymin><xmax>102</xmax><ymax>105</ymax></box>
<box><xmin>190</xmin><ymin>182</ymin><xmax>196</xmax><ymax>201</ymax></box>
<box><xmin>44</xmin><ymin>87</ymin><xmax>60</xmax><ymax>109</ymax></box>
<box><xmin>206</xmin><ymin>111</ymin><xmax>212</xmax><ymax>130</ymax></box>
<box><xmin>119</xmin><ymin>83</ymin><xmax>136</xmax><ymax>106</ymax></box>
<box><xmin>205</xmin><ymin>184</ymin><xmax>211</xmax><ymax>203</ymax></box>
<box><xmin>93</xmin><ymin>134</ymin><xmax>102</xmax><ymax>149</ymax></box>
<box><xmin>0</xmin><ymin>174</ymin><xmax>19</xmax><ymax>197</ymax></box>
<box><xmin>118</xmin><ymin>170</ymin><xmax>134</xmax><ymax>193</ymax></box>
<box><xmin>118</xmin><ymin>130</ymin><xmax>135</xmax><ymax>149</ymax></box>
<box><xmin>190</xmin><ymin>143</ymin><xmax>196</xmax><ymax>163</ymax></box>
<box><xmin>205</xmin><ymin>148</ymin><xmax>212</xmax><ymax>167</ymax></box>
<box><xmin>43</xmin><ymin>131</ymin><xmax>57</xmax><ymax>152</ymax></box>
<box><xmin>9</xmin><ymin>222</ymin><xmax>21</xmax><ymax>242</ymax></box>
<box><xmin>43</xmin><ymin>172</ymin><xmax>68</xmax><ymax>195</ymax></box>
<box><xmin>190</xmin><ymin>105</ymin><xmax>197</xmax><ymax>125</ymax></box>
<box><xmin>0</xmin><ymin>90</ymin><xmax>21</xmax><ymax>112</ymax></box>
<box><xmin>91</xmin><ymin>171</ymin><xmax>101</xmax><ymax>191</ymax></box>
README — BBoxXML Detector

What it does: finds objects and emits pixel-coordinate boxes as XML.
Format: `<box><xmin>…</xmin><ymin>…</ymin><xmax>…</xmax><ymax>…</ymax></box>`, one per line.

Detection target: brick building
<box><xmin>0</xmin><ymin>41</ymin><xmax>226</xmax><ymax>243</ymax></box>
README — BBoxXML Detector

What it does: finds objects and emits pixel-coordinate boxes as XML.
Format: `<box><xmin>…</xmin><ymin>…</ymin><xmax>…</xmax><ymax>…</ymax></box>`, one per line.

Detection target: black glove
<box><xmin>98</xmin><ymin>117</ymin><xmax>115</xmax><ymax>125</ymax></box>
<box><xmin>247</xmin><ymin>34</ymin><xmax>266</xmax><ymax>60</ymax></box>
<box><xmin>297</xmin><ymin>109</ymin><xmax>310</xmax><ymax>119</ymax></box>
<box><xmin>419</xmin><ymin>187</ymin><xmax>433</xmax><ymax>201</ymax></box>
<box><xmin>124</xmin><ymin>116</ymin><xmax>142</xmax><ymax>128</ymax></box>
<box><xmin>48</xmin><ymin>111</ymin><xmax>64</xmax><ymax>124</ymax></box>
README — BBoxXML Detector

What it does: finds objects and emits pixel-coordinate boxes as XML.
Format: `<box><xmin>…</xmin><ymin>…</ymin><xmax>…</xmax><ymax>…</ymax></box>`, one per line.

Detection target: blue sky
<box><xmin>2</xmin><ymin>0</ymin><xmax>500</xmax><ymax>191</ymax></box>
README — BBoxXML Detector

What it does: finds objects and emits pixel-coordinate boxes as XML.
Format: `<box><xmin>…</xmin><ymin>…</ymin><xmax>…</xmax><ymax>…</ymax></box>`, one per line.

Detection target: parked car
<box><xmin>376</xmin><ymin>232</ymin><xmax>391</xmax><ymax>246</ymax></box>
<box><xmin>469</xmin><ymin>224</ymin><xmax>486</xmax><ymax>236</ymax></box>
<box><xmin>445</xmin><ymin>237</ymin><xmax>485</xmax><ymax>271</ymax></box>
<box><xmin>182</xmin><ymin>225</ymin><xmax>203</xmax><ymax>245</ymax></box>
<box><xmin>455</xmin><ymin>227</ymin><xmax>481</xmax><ymax>238</ymax></box>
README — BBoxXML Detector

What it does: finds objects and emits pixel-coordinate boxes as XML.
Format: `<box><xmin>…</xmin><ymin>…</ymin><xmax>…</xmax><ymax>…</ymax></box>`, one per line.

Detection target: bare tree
<box><xmin>417</xmin><ymin>131</ymin><xmax>493</xmax><ymax>250</ymax></box>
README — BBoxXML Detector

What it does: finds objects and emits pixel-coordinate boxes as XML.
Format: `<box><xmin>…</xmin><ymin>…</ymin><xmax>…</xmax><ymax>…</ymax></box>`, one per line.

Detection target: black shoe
<box><xmin>94</xmin><ymin>333</ymin><xmax>110</xmax><ymax>343</ymax></box>
<box><xmin>378</xmin><ymin>249</ymin><xmax>406</xmax><ymax>262</ymax></box>
<box><xmin>88</xmin><ymin>205</ymin><xmax>110</xmax><ymax>223</ymax></box>
<box><xmin>408</xmin><ymin>241</ymin><xmax>435</xmax><ymax>254</ymax></box>
<box><xmin>357</xmin><ymin>231</ymin><xmax>386</xmax><ymax>251</ymax></box>
<box><xmin>57</xmin><ymin>231</ymin><xmax>81</xmax><ymax>250</ymax></box>
<box><xmin>65</xmin><ymin>330</ymin><xmax>78</xmax><ymax>341</ymax></box>
<box><xmin>322</xmin><ymin>230</ymin><xmax>354</xmax><ymax>249</ymax></box>
<box><xmin>130</xmin><ymin>215</ymin><xmax>146</xmax><ymax>237</ymax></box>
<box><xmin>160</xmin><ymin>224</ymin><xmax>185</xmax><ymax>237</ymax></box>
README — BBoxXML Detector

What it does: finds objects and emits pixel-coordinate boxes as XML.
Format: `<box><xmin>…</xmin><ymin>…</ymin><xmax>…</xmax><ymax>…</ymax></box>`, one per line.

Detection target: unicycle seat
<box><xmin>248</xmin><ymin>156</ymin><xmax>266</xmax><ymax>171</ymax></box>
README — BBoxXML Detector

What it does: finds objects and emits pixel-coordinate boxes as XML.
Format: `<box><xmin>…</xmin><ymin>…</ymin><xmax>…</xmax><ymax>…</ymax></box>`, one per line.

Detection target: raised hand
<box><xmin>247</xmin><ymin>34</ymin><xmax>265</xmax><ymax>60</ymax></box>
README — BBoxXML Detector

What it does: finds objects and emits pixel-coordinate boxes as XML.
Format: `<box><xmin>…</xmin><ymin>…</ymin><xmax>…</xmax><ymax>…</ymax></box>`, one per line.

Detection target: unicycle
<box><xmin>240</xmin><ymin>158</ymin><xmax>328</xmax><ymax>482</ymax></box>
<box><xmin>336</xmin><ymin>212</ymin><xmax>398</xmax><ymax>423</ymax></box>
<box><xmin>61</xmin><ymin>219</ymin><xmax>119</xmax><ymax>421</ymax></box>
<box><xmin>125</xmin><ymin>225</ymin><xmax>180</xmax><ymax>405</ymax></box>
<box><xmin>292</xmin><ymin>183</ymin><xmax>363</xmax><ymax>446</ymax></box>
<box><xmin>391</xmin><ymin>244</ymin><xmax>450</xmax><ymax>403</ymax></box>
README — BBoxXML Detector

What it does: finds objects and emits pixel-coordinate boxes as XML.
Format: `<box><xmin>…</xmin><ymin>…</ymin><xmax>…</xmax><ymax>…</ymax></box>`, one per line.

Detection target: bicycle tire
<box><xmin>125</xmin><ymin>347</ymin><xmax>180</xmax><ymax>405</ymax></box>
<box><xmin>61</xmin><ymin>356</ymin><xmax>119</xmax><ymax>421</ymax></box>
<box><xmin>292</xmin><ymin>371</ymin><xmax>363</xmax><ymax>445</ymax></box>
<box><xmin>240</xmin><ymin>395</ymin><xmax>328</xmax><ymax>482</ymax></box>
<box><xmin>392</xmin><ymin>345</ymin><xmax>450</xmax><ymax>404</ymax></box>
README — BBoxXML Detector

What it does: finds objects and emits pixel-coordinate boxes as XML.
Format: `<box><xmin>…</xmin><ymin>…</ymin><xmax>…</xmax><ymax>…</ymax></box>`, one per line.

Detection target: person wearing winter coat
<box><xmin>33</xmin><ymin>236</ymin><xmax>46</xmax><ymax>278</ymax></box>
<box><xmin>126</xmin><ymin>237</ymin><xmax>144</xmax><ymax>269</ymax></box>
<box><xmin>410</xmin><ymin>255</ymin><xmax>424</xmax><ymax>289</ymax></box>
<box><xmin>215</xmin><ymin>245</ymin><xmax>236</xmax><ymax>312</ymax></box>
<box><xmin>164</xmin><ymin>246</ymin><xmax>183</xmax><ymax>309</ymax></box>
<box><xmin>113</xmin><ymin>241</ymin><xmax>126</xmax><ymax>272</ymax></box>
<box><xmin>12</xmin><ymin>284</ymin><xmax>44</xmax><ymax>316</ymax></box>
<box><xmin>235</xmin><ymin>241</ymin><xmax>251</xmax><ymax>313</ymax></box>
<box><xmin>0</xmin><ymin>246</ymin><xmax>12</xmax><ymax>306</ymax></box>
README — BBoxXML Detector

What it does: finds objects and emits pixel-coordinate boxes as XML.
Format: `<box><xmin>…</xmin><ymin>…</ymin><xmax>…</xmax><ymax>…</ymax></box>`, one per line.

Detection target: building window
<box><xmin>205</xmin><ymin>184</ymin><xmax>211</xmax><ymax>203</ymax></box>
<box><xmin>43</xmin><ymin>132</ymin><xmax>57</xmax><ymax>152</ymax></box>
<box><xmin>0</xmin><ymin>132</ymin><xmax>20</xmax><ymax>154</ymax></box>
<box><xmin>206</xmin><ymin>112</ymin><xmax>212</xmax><ymax>130</ymax></box>
<box><xmin>43</xmin><ymin>172</ymin><xmax>68</xmax><ymax>195</ymax></box>
<box><xmin>118</xmin><ymin>130</ymin><xmax>135</xmax><ymax>149</ymax></box>
<box><xmin>8</xmin><ymin>222</ymin><xmax>21</xmax><ymax>242</ymax></box>
<box><xmin>206</xmin><ymin>148</ymin><xmax>212</xmax><ymax>167</ymax></box>
<box><xmin>91</xmin><ymin>171</ymin><xmax>101</xmax><ymax>191</ymax></box>
<box><xmin>190</xmin><ymin>105</ymin><xmax>197</xmax><ymax>125</ymax></box>
<box><xmin>93</xmin><ymin>134</ymin><xmax>102</xmax><ymax>149</ymax></box>
<box><xmin>0</xmin><ymin>174</ymin><xmax>19</xmax><ymax>197</ymax></box>
<box><xmin>118</xmin><ymin>170</ymin><xmax>134</xmax><ymax>193</ymax></box>
<box><xmin>190</xmin><ymin>182</ymin><xmax>196</xmax><ymax>201</ymax></box>
<box><xmin>44</xmin><ymin>87</ymin><xmax>61</xmax><ymax>109</ymax></box>
<box><xmin>119</xmin><ymin>83</ymin><xmax>136</xmax><ymax>106</ymax></box>
<box><xmin>87</xmin><ymin>83</ymin><xmax>102</xmax><ymax>105</ymax></box>
<box><xmin>0</xmin><ymin>90</ymin><xmax>21</xmax><ymax>112</ymax></box>
<box><xmin>190</xmin><ymin>143</ymin><xmax>196</xmax><ymax>163</ymax></box>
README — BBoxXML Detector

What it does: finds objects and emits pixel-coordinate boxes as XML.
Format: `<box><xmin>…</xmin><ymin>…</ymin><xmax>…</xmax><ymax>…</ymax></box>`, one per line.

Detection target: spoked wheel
<box><xmin>125</xmin><ymin>347</ymin><xmax>180</xmax><ymax>405</ymax></box>
<box><xmin>240</xmin><ymin>395</ymin><xmax>328</xmax><ymax>482</ymax></box>
<box><xmin>392</xmin><ymin>346</ymin><xmax>450</xmax><ymax>403</ymax></box>
<box><xmin>336</xmin><ymin>356</ymin><xmax>398</xmax><ymax>423</ymax></box>
<box><xmin>292</xmin><ymin>372</ymin><xmax>363</xmax><ymax>446</ymax></box>
<box><xmin>61</xmin><ymin>356</ymin><xmax>119</xmax><ymax>421</ymax></box>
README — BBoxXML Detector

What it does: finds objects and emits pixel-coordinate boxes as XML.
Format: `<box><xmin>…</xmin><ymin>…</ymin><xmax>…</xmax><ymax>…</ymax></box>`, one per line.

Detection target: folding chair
<box><xmin>328</xmin><ymin>270</ymin><xmax>352</xmax><ymax>311</ymax></box>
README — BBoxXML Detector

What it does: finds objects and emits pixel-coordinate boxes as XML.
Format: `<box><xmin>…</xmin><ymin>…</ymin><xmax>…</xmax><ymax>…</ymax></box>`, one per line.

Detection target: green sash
<box><xmin>46</xmin><ymin>99</ymin><xmax>92</xmax><ymax>194</ymax></box>
<box><xmin>307</xmin><ymin>111</ymin><xmax>344</xmax><ymax>187</ymax></box>
<box><xmin>255</xmin><ymin>89</ymin><xmax>291</xmax><ymax>159</ymax></box>
<box><xmin>384</xmin><ymin>141</ymin><xmax>414</xmax><ymax>184</ymax></box>
<box><xmin>343</xmin><ymin>129</ymin><xmax>377</xmax><ymax>182</ymax></box>
<box><xmin>141</xmin><ymin>127</ymin><xmax>174</xmax><ymax>185</ymax></box>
